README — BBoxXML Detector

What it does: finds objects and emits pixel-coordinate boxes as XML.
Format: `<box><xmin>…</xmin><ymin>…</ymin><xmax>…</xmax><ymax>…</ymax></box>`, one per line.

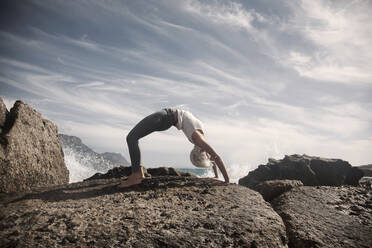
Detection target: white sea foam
<box><xmin>62</xmin><ymin>147</ymin><xmax>101</xmax><ymax>183</ymax></box>
<box><xmin>183</xmin><ymin>163</ymin><xmax>253</xmax><ymax>183</ymax></box>
<box><xmin>226</xmin><ymin>163</ymin><xmax>252</xmax><ymax>183</ymax></box>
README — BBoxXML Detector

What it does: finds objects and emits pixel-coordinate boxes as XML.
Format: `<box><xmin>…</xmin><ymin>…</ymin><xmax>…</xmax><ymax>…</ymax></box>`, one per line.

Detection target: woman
<box><xmin>118</xmin><ymin>108</ymin><xmax>229</xmax><ymax>188</ymax></box>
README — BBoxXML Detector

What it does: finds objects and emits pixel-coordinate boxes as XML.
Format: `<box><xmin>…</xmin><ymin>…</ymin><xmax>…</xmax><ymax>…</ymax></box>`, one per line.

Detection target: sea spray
<box><xmin>226</xmin><ymin>163</ymin><xmax>252</xmax><ymax>183</ymax></box>
<box><xmin>63</xmin><ymin>146</ymin><xmax>108</xmax><ymax>183</ymax></box>
<box><xmin>59</xmin><ymin>134</ymin><xmax>128</xmax><ymax>183</ymax></box>
<box><xmin>179</xmin><ymin>163</ymin><xmax>253</xmax><ymax>183</ymax></box>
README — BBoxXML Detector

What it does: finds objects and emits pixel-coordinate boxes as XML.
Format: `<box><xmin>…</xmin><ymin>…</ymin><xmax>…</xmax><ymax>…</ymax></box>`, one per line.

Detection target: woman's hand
<box><xmin>191</xmin><ymin>130</ymin><xmax>230</xmax><ymax>184</ymax></box>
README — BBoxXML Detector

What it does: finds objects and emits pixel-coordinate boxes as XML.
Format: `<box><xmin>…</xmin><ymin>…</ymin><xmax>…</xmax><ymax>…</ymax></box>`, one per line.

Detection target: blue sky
<box><xmin>1</xmin><ymin>0</ymin><xmax>371</xmax><ymax>170</ymax></box>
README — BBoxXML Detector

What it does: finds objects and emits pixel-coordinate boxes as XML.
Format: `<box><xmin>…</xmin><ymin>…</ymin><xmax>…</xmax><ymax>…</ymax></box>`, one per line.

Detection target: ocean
<box><xmin>63</xmin><ymin>147</ymin><xmax>250</xmax><ymax>184</ymax></box>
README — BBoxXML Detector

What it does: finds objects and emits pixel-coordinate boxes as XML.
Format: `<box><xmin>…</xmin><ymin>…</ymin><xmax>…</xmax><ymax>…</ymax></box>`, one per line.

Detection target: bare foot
<box><xmin>209</xmin><ymin>177</ymin><xmax>220</xmax><ymax>181</ymax></box>
<box><xmin>118</xmin><ymin>176</ymin><xmax>143</xmax><ymax>188</ymax></box>
<box><xmin>118</xmin><ymin>167</ymin><xmax>145</xmax><ymax>188</ymax></box>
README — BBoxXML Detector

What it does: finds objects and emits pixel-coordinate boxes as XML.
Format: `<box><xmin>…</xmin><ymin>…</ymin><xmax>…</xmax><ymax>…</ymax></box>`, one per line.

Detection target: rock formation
<box><xmin>0</xmin><ymin>98</ymin><xmax>69</xmax><ymax>193</ymax></box>
<box><xmin>239</xmin><ymin>154</ymin><xmax>364</xmax><ymax>188</ymax></box>
<box><xmin>85</xmin><ymin>166</ymin><xmax>196</xmax><ymax>181</ymax></box>
<box><xmin>147</xmin><ymin>167</ymin><xmax>196</xmax><ymax>177</ymax></box>
<box><xmin>84</xmin><ymin>166</ymin><xmax>133</xmax><ymax>180</ymax></box>
<box><xmin>252</xmin><ymin>180</ymin><xmax>303</xmax><ymax>202</ymax></box>
<box><xmin>272</xmin><ymin>186</ymin><xmax>372</xmax><ymax>248</ymax></box>
<box><xmin>359</xmin><ymin>164</ymin><xmax>372</xmax><ymax>177</ymax></box>
<box><xmin>0</xmin><ymin>176</ymin><xmax>288</xmax><ymax>247</ymax></box>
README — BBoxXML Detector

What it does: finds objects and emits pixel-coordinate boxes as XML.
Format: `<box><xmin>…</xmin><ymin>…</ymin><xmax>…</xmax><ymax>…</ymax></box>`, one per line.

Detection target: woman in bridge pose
<box><xmin>118</xmin><ymin>108</ymin><xmax>229</xmax><ymax>188</ymax></box>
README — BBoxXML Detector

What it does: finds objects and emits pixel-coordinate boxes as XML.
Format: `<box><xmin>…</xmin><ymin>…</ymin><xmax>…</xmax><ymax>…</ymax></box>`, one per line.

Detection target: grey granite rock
<box><xmin>239</xmin><ymin>154</ymin><xmax>363</xmax><ymax>188</ymax></box>
<box><xmin>0</xmin><ymin>100</ymin><xmax>69</xmax><ymax>193</ymax></box>
<box><xmin>0</xmin><ymin>177</ymin><xmax>288</xmax><ymax>247</ymax></box>
<box><xmin>253</xmin><ymin>180</ymin><xmax>303</xmax><ymax>202</ymax></box>
<box><xmin>272</xmin><ymin>186</ymin><xmax>372</xmax><ymax>248</ymax></box>
<box><xmin>147</xmin><ymin>167</ymin><xmax>190</xmax><ymax>177</ymax></box>
<box><xmin>85</xmin><ymin>166</ymin><xmax>196</xmax><ymax>181</ymax></box>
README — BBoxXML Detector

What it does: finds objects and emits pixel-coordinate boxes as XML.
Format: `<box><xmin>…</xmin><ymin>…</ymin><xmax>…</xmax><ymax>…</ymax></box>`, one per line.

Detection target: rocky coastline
<box><xmin>1</xmin><ymin>98</ymin><xmax>371</xmax><ymax>247</ymax></box>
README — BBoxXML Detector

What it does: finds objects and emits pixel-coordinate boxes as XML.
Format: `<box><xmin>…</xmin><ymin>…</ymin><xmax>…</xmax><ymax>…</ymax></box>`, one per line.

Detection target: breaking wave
<box><xmin>63</xmin><ymin>147</ymin><xmax>106</xmax><ymax>183</ymax></box>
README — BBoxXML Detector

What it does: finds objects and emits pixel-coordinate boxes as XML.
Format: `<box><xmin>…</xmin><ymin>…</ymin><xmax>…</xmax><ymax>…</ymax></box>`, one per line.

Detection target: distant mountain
<box><xmin>58</xmin><ymin>134</ymin><xmax>129</xmax><ymax>172</ymax></box>
<box><xmin>101</xmin><ymin>152</ymin><xmax>128</xmax><ymax>164</ymax></box>
<box><xmin>58</xmin><ymin>134</ymin><xmax>96</xmax><ymax>156</ymax></box>
<box><xmin>358</xmin><ymin>164</ymin><xmax>372</xmax><ymax>177</ymax></box>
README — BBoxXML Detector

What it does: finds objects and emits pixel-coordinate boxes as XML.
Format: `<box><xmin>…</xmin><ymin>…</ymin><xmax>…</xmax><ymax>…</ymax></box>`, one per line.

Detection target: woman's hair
<box><xmin>190</xmin><ymin>146</ymin><xmax>212</xmax><ymax>168</ymax></box>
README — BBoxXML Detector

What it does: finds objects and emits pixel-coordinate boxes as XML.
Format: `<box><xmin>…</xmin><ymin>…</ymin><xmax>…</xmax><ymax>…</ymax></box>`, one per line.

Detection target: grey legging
<box><xmin>126</xmin><ymin>108</ymin><xmax>176</xmax><ymax>172</ymax></box>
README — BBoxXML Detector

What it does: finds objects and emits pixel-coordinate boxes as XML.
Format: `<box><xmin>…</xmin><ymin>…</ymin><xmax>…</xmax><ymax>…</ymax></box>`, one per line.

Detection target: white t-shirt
<box><xmin>175</xmin><ymin>109</ymin><xmax>205</xmax><ymax>144</ymax></box>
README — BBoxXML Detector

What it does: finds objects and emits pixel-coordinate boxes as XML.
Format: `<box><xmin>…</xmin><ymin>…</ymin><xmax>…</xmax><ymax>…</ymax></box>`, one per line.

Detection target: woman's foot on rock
<box><xmin>118</xmin><ymin>167</ymin><xmax>145</xmax><ymax>188</ymax></box>
<box><xmin>118</xmin><ymin>176</ymin><xmax>143</xmax><ymax>188</ymax></box>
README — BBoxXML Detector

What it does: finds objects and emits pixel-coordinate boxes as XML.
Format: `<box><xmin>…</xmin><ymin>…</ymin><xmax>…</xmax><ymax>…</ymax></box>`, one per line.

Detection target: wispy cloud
<box><xmin>1</xmin><ymin>0</ymin><xmax>371</xmax><ymax>168</ymax></box>
<box><xmin>75</xmin><ymin>82</ymin><xmax>105</xmax><ymax>88</ymax></box>
<box><xmin>184</xmin><ymin>0</ymin><xmax>265</xmax><ymax>31</ymax></box>
<box><xmin>283</xmin><ymin>0</ymin><xmax>372</xmax><ymax>84</ymax></box>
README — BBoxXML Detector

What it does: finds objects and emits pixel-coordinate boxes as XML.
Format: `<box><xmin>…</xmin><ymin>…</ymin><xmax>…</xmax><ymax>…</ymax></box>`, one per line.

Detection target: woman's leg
<box><xmin>119</xmin><ymin>109</ymin><xmax>174</xmax><ymax>188</ymax></box>
<box><xmin>126</xmin><ymin>109</ymin><xmax>172</xmax><ymax>173</ymax></box>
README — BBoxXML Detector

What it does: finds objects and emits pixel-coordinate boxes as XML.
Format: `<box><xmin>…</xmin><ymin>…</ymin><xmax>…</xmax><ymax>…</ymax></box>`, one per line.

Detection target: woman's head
<box><xmin>190</xmin><ymin>145</ymin><xmax>212</xmax><ymax>168</ymax></box>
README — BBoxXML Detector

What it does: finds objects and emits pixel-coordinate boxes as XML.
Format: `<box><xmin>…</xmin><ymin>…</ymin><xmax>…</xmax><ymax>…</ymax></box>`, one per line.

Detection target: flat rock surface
<box><xmin>0</xmin><ymin>177</ymin><xmax>288</xmax><ymax>248</ymax></box>
<box><xmin>272</xmin><ymin>186</ymin><xmax>372</xmax><ymax>248</ymax></box>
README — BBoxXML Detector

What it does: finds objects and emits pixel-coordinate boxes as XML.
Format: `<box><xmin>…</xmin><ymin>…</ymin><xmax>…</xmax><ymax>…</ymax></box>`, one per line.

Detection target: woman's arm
<box><xmin>205</xmin><ymin>153</ymin><xmax>218</xmax><ymax>178</ymax></box>
<box><xmin>212</xmin><ymin>162</ymin><xmax>219</xmax><ymax>178</ymax></box>
<box><xmin>191</xmin><ymin>130</ymin><xmax>229</xmax><ymax>183</ymax></box>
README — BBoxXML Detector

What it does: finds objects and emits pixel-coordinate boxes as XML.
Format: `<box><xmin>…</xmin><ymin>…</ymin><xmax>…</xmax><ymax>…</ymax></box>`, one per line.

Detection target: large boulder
<box><xmin>0</xmin><ymin>99</ymin><xmax>69</xmax><ymax>193</ymax></box>
<box><xmin>0</xmin><ymin>177</ymin><xmax>288</xmax><ymax>247</ymax></box>
<box><xmin>252</xmin><ymin>180</ymin><xmax>303</xmax><ymax>202</ymax></box>
<box><xmin>239</xmin><ymin>154</ymin><xmax>363</xmax><ymax>188</ymax></box>
<box><xmin>272</xmin><ymin>186</ymin><xmax>372</xmax><ymax>248</ymax></box>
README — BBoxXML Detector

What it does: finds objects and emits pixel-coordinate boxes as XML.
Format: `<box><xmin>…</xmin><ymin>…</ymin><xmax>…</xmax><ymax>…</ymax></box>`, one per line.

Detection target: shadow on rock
<box><xmin>3</xmin><ymin>176</ymin><xmax>227</xmax><ymax>205</ymax></box>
